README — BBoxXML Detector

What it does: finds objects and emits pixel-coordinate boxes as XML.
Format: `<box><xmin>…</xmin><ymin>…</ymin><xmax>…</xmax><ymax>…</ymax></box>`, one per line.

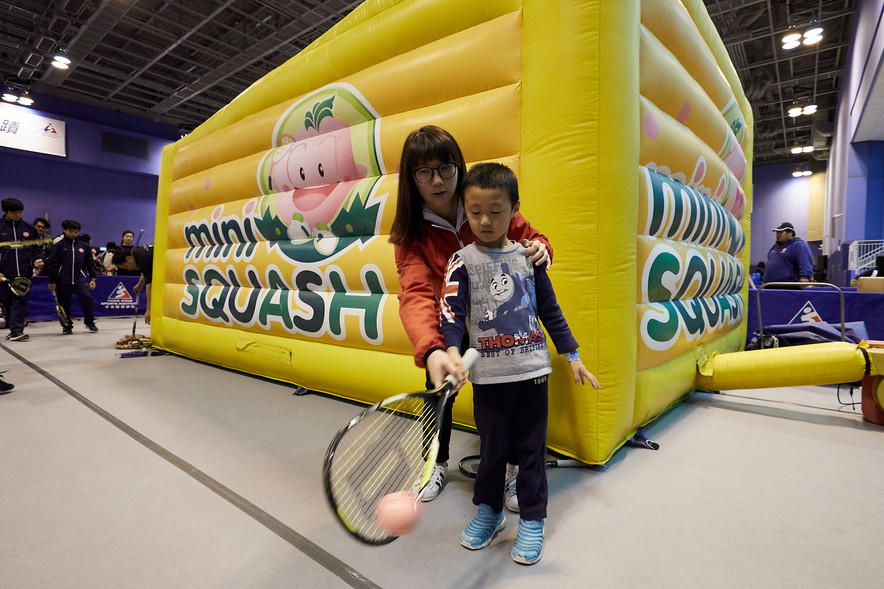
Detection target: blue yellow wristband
<box><xmin>564</xmin><ymin>350</ymin><xmax>580</xmax><ymax>362</ymax></box>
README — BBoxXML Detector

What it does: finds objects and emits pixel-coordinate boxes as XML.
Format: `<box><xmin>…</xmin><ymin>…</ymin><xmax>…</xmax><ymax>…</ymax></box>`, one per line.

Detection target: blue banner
<box><xmin>747</xmin><ymin>286</ymin><xmax>884</xmax><ymax>344</ymax></box>
<box><xmin>27</xmin><ymin>276</ymin><xmax>147</xmax><ymax>321</ymax></box>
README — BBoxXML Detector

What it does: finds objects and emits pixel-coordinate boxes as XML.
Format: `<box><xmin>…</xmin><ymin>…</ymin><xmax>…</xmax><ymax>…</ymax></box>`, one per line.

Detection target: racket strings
<box><xmin>336</xmin><ymin>412</ymin><xmax>418</xmax><ymax>521</ymax></box>
<box><xmin>329</xmin><ymin>395</ymin><xmax>438</xmax><ymax>540</ymax></box>
<box><xmin>335</xmin><ymin>413</ymin><xmax>427</xmax><ymax>539</ymax></box>
<box><xmin>335</xmin><ymin>400</ymin><xmax>430</xmax><ymax>510</ymax></box>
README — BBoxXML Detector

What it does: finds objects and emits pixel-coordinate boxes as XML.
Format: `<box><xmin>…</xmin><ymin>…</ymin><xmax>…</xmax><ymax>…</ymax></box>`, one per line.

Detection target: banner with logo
<box><xmin>0</xmin><ymin>102</ymin><xmax>66</xmax><ymax>157</ymax></box>
<box><xmin>25</xmin><ymin>276</ymin><xmax>147</xmax><ymax>321</ymax></box>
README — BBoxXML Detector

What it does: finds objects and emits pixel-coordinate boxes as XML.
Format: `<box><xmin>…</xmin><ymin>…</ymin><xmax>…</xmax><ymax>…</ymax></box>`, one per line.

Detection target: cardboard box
<box><xmin>857</xmin><ymin>277</ymin><xmax>884</xmax><ymax>292</ymax></box>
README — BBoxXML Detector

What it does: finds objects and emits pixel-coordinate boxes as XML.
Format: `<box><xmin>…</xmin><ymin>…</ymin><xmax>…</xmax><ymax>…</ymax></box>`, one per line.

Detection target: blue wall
<box><xmin>0</xmin><ymin>92</ymin><xmax>177</xmax><ymax>248</ymax></box>
<box><xmin>855</xmin><ymin>141</ymin><xmax>884</xmax><ymax>239</ymax></box>
<box><xmin>825</xmin><ymin>0</ymin><xmax>884</xmax><ymax>254</ymax></box>
<box><xmin>750</xmin><ymin>163</ymin><xmax>819</xmax><ymax>268</ymax></box>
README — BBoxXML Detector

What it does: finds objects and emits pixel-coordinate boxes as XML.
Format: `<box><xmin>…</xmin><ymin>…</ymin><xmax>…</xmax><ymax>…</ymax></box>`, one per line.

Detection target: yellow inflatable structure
<box><xmin>153</xmin><ymin>0</ymin><xmax>761</xmax><ymax>464</ymax></box>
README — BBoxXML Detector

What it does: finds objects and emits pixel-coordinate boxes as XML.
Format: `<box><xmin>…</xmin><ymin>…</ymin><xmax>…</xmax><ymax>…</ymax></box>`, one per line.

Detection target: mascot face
<box><xmin>490</xmin><ymin>272</ymin><xmax>514</xmax><ymax>303</ymax></box>
<box><xmin>254</xmin><ymin>84</ymin><xmax>385</xmax><ymax>265</ymax></box>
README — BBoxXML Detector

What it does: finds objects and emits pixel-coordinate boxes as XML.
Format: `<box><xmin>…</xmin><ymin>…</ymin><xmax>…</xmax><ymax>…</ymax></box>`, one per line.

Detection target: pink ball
<box><xmin>375</xmin><ymin>490</ymin><xmax>422</xmax><ymax>536</ymax></box>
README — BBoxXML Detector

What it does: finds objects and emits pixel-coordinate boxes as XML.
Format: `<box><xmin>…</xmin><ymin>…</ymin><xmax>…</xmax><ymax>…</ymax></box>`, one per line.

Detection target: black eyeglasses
<box><xmin>414</xmin><ymin>163</ymin><xmax>457</xmax><ymax>184</ymax></box>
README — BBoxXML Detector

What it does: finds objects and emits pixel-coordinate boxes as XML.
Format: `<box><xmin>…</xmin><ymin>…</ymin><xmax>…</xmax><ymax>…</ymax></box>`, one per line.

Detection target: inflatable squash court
<box><xmin>153</xmin><ymin>0</ymin><xmax>754</xmax><ymax>464</ymax></box>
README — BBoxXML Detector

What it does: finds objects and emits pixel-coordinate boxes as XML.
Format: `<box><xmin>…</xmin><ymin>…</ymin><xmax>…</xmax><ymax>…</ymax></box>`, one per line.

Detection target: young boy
<box><xmin>439</xmin><ymin>163</ymin><xmax>599</xmax><ymax>565</ymax></box>
<box><xmin>46</xmin><ymin>220</ymin><xmax>98</xmax><ymax>333</ymax></box>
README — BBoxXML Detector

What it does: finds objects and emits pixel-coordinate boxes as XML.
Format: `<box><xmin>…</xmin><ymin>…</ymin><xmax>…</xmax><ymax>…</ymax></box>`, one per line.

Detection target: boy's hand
<box><xmin>445</xmin><ymin>346</ymin><xmax>466</xmax><ymax>392</ymax></box>
<box><xmin>569</xmin><ymin>359</ymin><xmax>599</xmax><ymax>388</ymax></box>
<box><xmin>520</xmin><ymin>239</ymin><xmax>551</xmax><ymax>269</ymax></box>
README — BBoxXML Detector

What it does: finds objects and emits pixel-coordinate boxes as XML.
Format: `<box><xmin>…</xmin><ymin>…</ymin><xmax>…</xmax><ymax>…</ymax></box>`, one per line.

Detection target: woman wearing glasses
<box><xmin>389</xmin><ymin>125</ymin><xmax>552</xmax><ymax>503</ymax></box>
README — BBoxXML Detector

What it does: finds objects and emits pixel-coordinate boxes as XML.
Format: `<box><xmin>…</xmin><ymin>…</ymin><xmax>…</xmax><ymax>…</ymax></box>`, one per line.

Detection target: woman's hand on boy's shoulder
<box><xmin>521</xmin><ymin>239</ymin><xmax>550</xmax><ymax>269</ymax></box>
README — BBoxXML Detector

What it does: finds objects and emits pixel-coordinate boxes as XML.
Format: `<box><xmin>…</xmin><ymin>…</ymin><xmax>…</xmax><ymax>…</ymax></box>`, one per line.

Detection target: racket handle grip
<box><xmin>444</xmin><ymin>348</ymin><xmax>480</xmax><ymax>387</ymax></box>
<box><xmin>461</xmin><ymin>348</ymin><xmax>479</xmax><ymax>371</ymax></box>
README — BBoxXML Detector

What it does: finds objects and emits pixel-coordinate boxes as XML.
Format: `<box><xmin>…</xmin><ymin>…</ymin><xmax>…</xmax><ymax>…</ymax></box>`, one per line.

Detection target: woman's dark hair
<box><xmin>389</xmin><ymin>126</ymin><xmax>467</xmax><ymax>245</ymax></box>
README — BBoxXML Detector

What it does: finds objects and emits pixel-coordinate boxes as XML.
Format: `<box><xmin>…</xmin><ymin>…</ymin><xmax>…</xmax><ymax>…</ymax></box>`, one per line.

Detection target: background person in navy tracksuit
<box><xmin>46</xmin><ymin>220</ymin><xmax>98</xmax><ymax>334</ymax></box>
<box><xmin>0</xmin><ymin>198</ymin><xmax>44</xmax><ymax>341</ymax></box>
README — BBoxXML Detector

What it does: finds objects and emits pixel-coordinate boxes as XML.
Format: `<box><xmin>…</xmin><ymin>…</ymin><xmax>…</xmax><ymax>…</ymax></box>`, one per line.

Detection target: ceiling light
<box><xmin>802</xmin><ymin>146</ymin><xmax>814</xmax><ymax>153</ymax></box>
<box><xmin>792</xmin><ymin>170</ymin><xmax>804</xmax><ymax>178</ymax></box>
<box><xmin>791</xmin><ymin>147</ymin><xmax>804</xmax><ymax>154</ymax></box>
<box><xmin>783</xmin><ymin>27</ymin><xmax>824</xmax><ymax>50</ymax></box>
<box><xmin>782</xmin><ymin>32</ymin><xmax>801</xmax><ymax>50</ymax></box>
<box><xmin>803</xmin><ymin>170</ymin><xmax>812</xmax><ymax>176</ymax></box>
<box><xmin>51</xmin><ymin>49</ymin><xmax>71</xmax><ymax>70</ymax></box>
<box><xmin>802</xmin><ymin>27</ymin><xmax>823</xmax><ymax>45</ymax></box>
<box><xmin>789</xmin><ymin>104</ymin><xmax>817</xmax><ymax>117</ymax></box>
<box><xmin>17</xmin><ymin>91</ymin><xmax>33</xmax><ymax>106</ymax></box>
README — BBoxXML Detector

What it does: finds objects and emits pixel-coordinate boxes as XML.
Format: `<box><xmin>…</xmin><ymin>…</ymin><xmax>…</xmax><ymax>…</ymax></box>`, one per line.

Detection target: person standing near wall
<box><xmin>32</xmin><ymin>217</ymin><xmax>52</xmax><ymax>275</ymax></box>
<box><xmin>763</xmin><ymin>221</ymin><xmax>814</xmax><ymax>284</ymax></box>
<box><xmin>0</xmin><ymin>198</ymin><xmax>44</xmax><ymax>341</ymax></box>
<box><xmin>46</xmin><ymin>220</ymin><xmax>98</xmax><ymax>334</ymax></box>
<box><xmin>115</xmin><ymin>231</ymin><xmax>141</xmax><ymax>276</ymax></box>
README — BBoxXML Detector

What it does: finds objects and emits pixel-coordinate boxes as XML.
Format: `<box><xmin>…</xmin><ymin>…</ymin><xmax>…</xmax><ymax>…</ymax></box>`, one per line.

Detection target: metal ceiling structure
<box><xmin>1</xmin><ymin>0</ymin><xmax>859</xmax><ymax>164</ymax></box>
<box><xmin>0</xmin><ymin>0</ymin><xmax>361</xmax><ymax>134</ymax></box>
<box><xmin>705</xmin><ymin>0</ymin><xmax>857</xmax><ymax>166</ymax></box>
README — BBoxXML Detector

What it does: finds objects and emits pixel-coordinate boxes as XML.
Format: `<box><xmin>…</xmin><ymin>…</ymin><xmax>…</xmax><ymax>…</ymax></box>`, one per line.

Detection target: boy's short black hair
<box><xmin>111</xmin><ymin>246</ymin><xmax>133</xmax><ymax>266</ymax></box>
<box><xmin>462</xmin><ymin>162</ymin><xmax>519</xmax><ymax>206</ymax></box>
<box><xmin>2</xmin><ymin>198</ymin><xmax>24</xmax><ymax>213</ymax></box>
<box><xmin>122</xmin><ymin>230</ymin><xmax>135</xmax><ymax>238</ymax></box>
<box><xmin>33</xmin><ymin>217</ymin><xmax>50</xmax><ymax>229</ymax></box>
<box><xmin>61</xmin><ymin>219</ymin><xmax>82</xmax><ymax>231</ymax></box>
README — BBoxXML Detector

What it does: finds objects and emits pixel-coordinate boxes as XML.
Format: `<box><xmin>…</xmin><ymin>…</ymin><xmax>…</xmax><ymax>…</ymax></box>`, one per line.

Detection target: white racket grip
<box><xmin>444</xmin><ymin>348</ymin><xmax>479</xmax><ymax>386</ymax></box>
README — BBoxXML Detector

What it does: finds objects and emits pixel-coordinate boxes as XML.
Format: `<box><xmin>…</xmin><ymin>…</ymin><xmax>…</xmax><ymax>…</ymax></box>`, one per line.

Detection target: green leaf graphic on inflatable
<box><xmin>304</xmin><ymin>96</ymin><xmax>336</xmax><ymax>133</ymax></box>
<box><xmin>254</xmin><ymin>178</ymin><xmax>382</xmax><ymax>264</ymax></box>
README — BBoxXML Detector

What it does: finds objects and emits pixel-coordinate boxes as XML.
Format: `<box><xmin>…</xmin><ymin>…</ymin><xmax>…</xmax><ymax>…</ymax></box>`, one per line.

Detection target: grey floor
<box><xmin>1</xmin><ymin>316</ymin><xmax>882</xmax><ymax>589</ymax></box>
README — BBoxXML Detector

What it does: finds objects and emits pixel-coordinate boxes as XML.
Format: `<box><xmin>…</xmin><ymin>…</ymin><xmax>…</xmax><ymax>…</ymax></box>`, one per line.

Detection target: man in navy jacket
<box><xmin>0</xmin><ymin>198</ymin><xmax>44</xmax><ymax>341</ymax></box>
<box><xmin>763</xmin><ymin>221</ymin><xmax>814</xmax><ymax>284</ymax></box>
<box><xmin>46</xmin><ymin>220</ymin><xmax>98</xmax><ymax>334</ymax></box>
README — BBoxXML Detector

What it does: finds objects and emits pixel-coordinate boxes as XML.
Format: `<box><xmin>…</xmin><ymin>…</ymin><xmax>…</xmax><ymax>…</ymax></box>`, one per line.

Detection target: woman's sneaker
<box><xmin>460</xmin><ymin>504</ymin><xmax>505</xmax><ymax>550</ymax></box>
<box><xmin>512</xmin><ymin>518</ymin><xmax>544</xmax><ymax>565</ymax></box>
<box><xmin>419</xmin><ymin>463</ymin><xmax>447</xmax><ymax>501</ymax></box>
<box><xmin>504</xmin><ymin>466</ymin><xmax>519</xmax><ymax>512</ymax></box>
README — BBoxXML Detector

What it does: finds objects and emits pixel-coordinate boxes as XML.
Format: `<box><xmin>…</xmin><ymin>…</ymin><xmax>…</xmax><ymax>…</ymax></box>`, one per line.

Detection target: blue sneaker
<box><xmin>512</xmin><ymin>518</ymin><xmax>544</xmax><ymax>565</ymax></box>
<box><xmin>460</xmin><ymin>504</ymin><xmax>505</xmax><ymax>550</ymax></box>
